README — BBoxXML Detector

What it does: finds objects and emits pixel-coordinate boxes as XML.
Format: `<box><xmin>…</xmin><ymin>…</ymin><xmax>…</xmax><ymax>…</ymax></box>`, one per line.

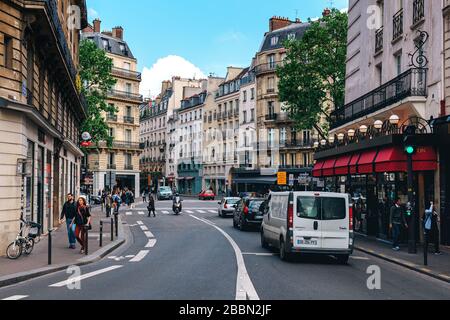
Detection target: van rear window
<box><xmin>297</xmin><ymin>197</ymin><xmax>346</xmax><ymax>221</ymax></box>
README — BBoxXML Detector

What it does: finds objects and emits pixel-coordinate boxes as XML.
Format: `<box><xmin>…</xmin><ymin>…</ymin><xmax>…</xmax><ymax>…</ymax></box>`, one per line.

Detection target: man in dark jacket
<box><xmin>60</xmin><ymin>193</ymin><xmax>77</xmax><ymax>249</ymax></box>
<box><xmin>390</xmin><ymin>198</ymin><xmax>408</xmax><ymax>251</ymax></box>
<box><xmin>148</xmin><ymin>194</ymin><xmax>156</xmax><ymax>218</ymax></box>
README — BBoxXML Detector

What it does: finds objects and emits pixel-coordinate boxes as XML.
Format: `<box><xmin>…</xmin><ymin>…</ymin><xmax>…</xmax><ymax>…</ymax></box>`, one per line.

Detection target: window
<box><xmin>280</xmin><ymin>154</ymin><xmax>287</xmax><ymax>166</ymax></box>
<box><xmin>125</xmin><ymin>129</ymin><xmax>132</xmax><ymax>142</ymax></box>
<box><xmin>251</xmin><ymin>88</ymin><xmax>255</xmax><ymax>100</ymax></box>
<box><xmin>243</xmin><ymin>91</ymin><xmax>247</xmax><ymax>102</ymax></box>
<box><xmin>243</xmin><ymin>110</ymin><xmax>247</xmax><ymax>123</ymax></box>
<box><xmin>126</xmin><ymin>106</ymin><xmax>132</xmax><ymax>117</ymax></box>
<box><xmin>302</xmin><ymin>130</ymin><xmax>311</xmax><ymax>144</ymax></box>
<box><xmin>303</xmin><ymin>153</ymin><xmax>309</xmax><ymax>166</ymax></box>
<box><xmin>250</xmin><ymin>109</ymin><xmax>255</xmax><ymax>121</ymax></box>
<box><xmin>280</xmin><ymin>127</ymin><xmax>287</xmax><ymax>144</ymax></box>
<box><xmin>4</xmin><ymin>35</ymin><xmax>13</xmax><ymax>69</ymax></box>
<box><xmin>268</xmin><ymin>129</ymin><xmax>275</xmax><ymax>148</ymax></box>
<box><xmin>102</xmin><ymin>39</ymin><xmax>110</xmax><ymax>50</ymax></box>
<box><xmin>268</xmin><ymin>101</ymin><xmax>275</xmax><ymax>115</ymax></box>
<box><xmin>123</xmin><ymin>62</ymin><xmax>131</xmax><ymax>70</ymax></box>
<box><xmin>322</xmin><ymin>198</ymin><xmax>346</xmax><ymax>220</ymax></box>
<box><xmin>287</xmin><ymin>33</ymin><xmax>296</xmax><ymax>41</ymax></box>
<box><xmin>268</xmin><ymin>54</ymin><xmax>276</xmax><ymax>69</ymax></box>
<box><xmin>108</xmin><ymin>153</ymin><xmax>115</xmax><ymax>165</ymax></box>
<box><xmin>297</xmin><ymin>197</ymin><xmax>320</xmax><ymax>220</ymax></box>
<box><xmin>109</xmin><ymin>128</ymin><xmax>115</xmax><ymax>137</ymax></box>
<box><xmin>376</xmin><ymin>64</ymin><xmax>383</xmax><ymax>86</ymax></box>
<box><xmin>290</xmin><ymin>153</ymin><xmax>296</xmax><ymax>166</ymax></box>
<box><xmin>268</xmin><ymin>77</ymin><xmax>275</xmax><ymax>92</ymax></box>
<box><xmin>125</xmin><ymin>83</ymin><xmax>132</xmax><ymax>93</ymax></box>
<box><xmin>271</xmin><ymin>36</ymin><xmax>279</xmax><ymax>46</ymax></box>
<box><xmin>395</xmin><ymin>53</ymin><xmax>402</xmax><ymax>75</ymax></box>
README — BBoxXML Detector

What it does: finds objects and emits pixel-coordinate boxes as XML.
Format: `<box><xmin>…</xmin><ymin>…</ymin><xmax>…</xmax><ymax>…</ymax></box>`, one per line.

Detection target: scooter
<box><xmin>173</xmin><ymin>198</ymin><xmax>182</xmax><ymax>215</ymax></box>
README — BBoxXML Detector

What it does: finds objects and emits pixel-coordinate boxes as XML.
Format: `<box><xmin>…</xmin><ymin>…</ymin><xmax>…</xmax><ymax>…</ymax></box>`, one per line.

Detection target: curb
<box><xmin>0</xmin><ymin>216</ymin><xmax>128</xmax><ymax>289</ymax></box>
<box><xmin>355</xmin><ymin>246</ymin><xmax>450</xmax><ymax>284</ymax></box>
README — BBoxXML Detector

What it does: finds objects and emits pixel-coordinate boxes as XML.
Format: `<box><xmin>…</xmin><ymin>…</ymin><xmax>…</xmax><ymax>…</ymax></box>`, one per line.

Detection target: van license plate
<box><xmin>298</xmin><ymin>239</ymin><xmax>318</xmax><ymax>246</ymax></box>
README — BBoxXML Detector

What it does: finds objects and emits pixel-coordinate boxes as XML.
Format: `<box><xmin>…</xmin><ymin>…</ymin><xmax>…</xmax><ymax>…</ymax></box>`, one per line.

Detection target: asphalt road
<box><xmin>0</xmin><ymin>199</ymin><xmax>449</xmax><ymax>300</ymax></box>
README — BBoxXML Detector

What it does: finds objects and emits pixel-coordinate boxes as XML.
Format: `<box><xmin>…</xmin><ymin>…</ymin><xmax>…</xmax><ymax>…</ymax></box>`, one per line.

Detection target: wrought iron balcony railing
<box><xmin>123</xmin><ymin>116</ymin><xmax>135</xmax><ymax>124</ymax></box>
<box><xmin>124</xmin><ymin>165</ymin><xmax>134</xmax><ymax>171</ymax></box>
<box><xmin>107</xmin><ymin>164</ymin><xmax>116</xmax><ymax>170</ymax></box>
<box><xmin>393</xmin><ymin>9</ymin><xmax>404</xmax><ymax>41</ymax></box>
<box><xmin>108</xmin><ymin>89</ymin><xmax>143</xmax><ymax>102</ymax></box>
<box><xmin>375</xmin><ymin>27</ymin><xmax>383</xmax><ymax>53</ymax></box>
<box><xmin>107</xmin><ymin>114</ymin><xmax>118</xmax><ymax>122</ymax></box>
<box><xmin>331</xmin><ymin>68</ymin><xmax>427</xmax><ymax>129</ymax></box>
<box><xmin>265</xmin><ymin>113</ymin><xmax>278</xmax><ymax>121</ymax></box>
<box><xmin>413</xmin><ymin>0</ymin><xmax>425</xmax><ymax>26</ymax></box>
<box><xmin>254</xmin><ymin>61</ymin><xmax>283</xmax><ymax>75</ymax></box>
<box><xmin>111</xmin><ymin>67</ymin><xmax>142</xmax><ymax>80</ymax></box>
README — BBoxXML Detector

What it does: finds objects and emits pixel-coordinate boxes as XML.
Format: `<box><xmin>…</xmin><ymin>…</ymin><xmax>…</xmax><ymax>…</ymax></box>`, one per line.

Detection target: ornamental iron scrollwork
<box><xmin>409</xmin><ymin>30</ymin><xmax>429</xmax><ymax>69</ymax></box>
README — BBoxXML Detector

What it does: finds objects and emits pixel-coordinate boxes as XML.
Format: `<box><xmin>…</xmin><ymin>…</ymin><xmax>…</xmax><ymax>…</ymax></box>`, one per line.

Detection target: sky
<box><xmin>86</xmin><ymin>0</ymin><xmax>348</xmax><ymax>98</ymax></box>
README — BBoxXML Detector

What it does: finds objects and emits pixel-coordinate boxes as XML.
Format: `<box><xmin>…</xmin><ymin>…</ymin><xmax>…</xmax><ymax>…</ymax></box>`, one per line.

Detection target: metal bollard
<box><xmin>84</xmin><ymin>226</ymin><xmax>89</xmax><ymax>256</ymax></box>
<box><xmin>100</xmin><ymin>221</ymin><xmax>103</xmax><ymax>247</ymax></box>
<box><xmin>424</xmin><ymin>232</ymin><xmax>429</xmax><ymax>266</ymax></box>
<box><xmin>48</xmin><ymin>229</ymin><xmax>52</xmax><ymax>265</ymax></box>
<box><xmin>110</xmin><ymin>217</ymin><xmax>114</xmax><ymax>241</ymax></box>
<box><xmin>115</xmin><ymin>214</ymin><xmax>119</xmax><ymax>238</ymax></box>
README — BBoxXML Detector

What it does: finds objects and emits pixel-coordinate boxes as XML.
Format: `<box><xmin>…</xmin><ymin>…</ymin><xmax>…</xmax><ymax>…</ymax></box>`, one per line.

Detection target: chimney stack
<box><xmin>322</xmin><ymin>8</ymin><xmax>331</xmax><ymax>17</ymax></box>
<box><xmin>269</xmin><ymin>16</ymin><xmax>293</xmax><ymax>32</ymax></box>
<box><xmin>93</xmin><ymin>19</ymin><xmax>101</xmax><ymax>33</ymax></box>
<box><xmin>161</xmin><ymin>80</ymin><xmax>171</xmax><ymax>95</ymax></box>
<box><xmin>112</xmin><ymin>26</ymin><xmax>124</xmax><ymax>40</ymax></box>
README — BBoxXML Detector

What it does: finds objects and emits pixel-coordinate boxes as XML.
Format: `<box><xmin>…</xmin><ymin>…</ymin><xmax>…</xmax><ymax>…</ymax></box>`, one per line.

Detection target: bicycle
<box><xmin>6</xmin><ymin>219</ymin><xmax>42</xmax><ymax>260</ymax></box>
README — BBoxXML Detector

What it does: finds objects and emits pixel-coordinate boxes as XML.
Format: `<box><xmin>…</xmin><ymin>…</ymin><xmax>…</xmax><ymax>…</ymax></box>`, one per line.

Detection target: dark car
<box><xmin>233</xmin><ymin>198</ymin><xmax>266</xmax><ymax>231</ymax></box>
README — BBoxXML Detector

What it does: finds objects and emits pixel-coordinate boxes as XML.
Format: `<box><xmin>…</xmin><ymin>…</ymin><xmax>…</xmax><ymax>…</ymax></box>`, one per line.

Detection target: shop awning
<box><xmin>177</xmin><ymin>177</ymin><xmax>185</xmax><ymax>181</ymax></box>
<box><xmin>413</xmin><ymin>146</ymin><xmax>437</xmax><ymax>171</ymax></box>
<box><xmin>233</xmin><ymin>176</ymin><xmax>277</xmax><ymax>185</ymax></box>
<box><xmin>312</xmin><ymin>160</ymin><xmax>325</xmax><ymax>178</ymax></box>
<box><xmin>349</xmin><ymin>153</ymin><xmax>360</xmax><ymax>174</ymax></box>
<box><xmin>357</xmin><ymin>150</ymin><xmax>378</xmax><ymax>174</ymax></box>
<box><xmin>375</xmin><ymin>147</ymin><xmax>407</xmax><ymax>172</ymax></box>
<box><xmin>322</xmin><ymin>158</ymin><xmax>337</xmax><ymax>177</ymax></box>
<box><xmin>335</xmin><ymin>155</ymin><xmax>352</xmax><ymax>175</ymax></box>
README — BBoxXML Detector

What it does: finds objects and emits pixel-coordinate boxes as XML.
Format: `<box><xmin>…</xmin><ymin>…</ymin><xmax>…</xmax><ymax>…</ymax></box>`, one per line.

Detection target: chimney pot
<box><xmin>93</xmin><ymin>19</ymin><xmax>101</xmax><ymax>33</ymax></box>
<box><xmin>112</xmin><ymin>26</ymin><xmax>124</xmax><ymax>40</ymax></box>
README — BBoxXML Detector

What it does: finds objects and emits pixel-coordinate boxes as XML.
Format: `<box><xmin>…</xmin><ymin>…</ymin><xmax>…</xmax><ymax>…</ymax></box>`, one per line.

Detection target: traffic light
<box><xmin>403</xmin><ymin>125</ymin><xmax>417</xmax><ymax>155</ymax></box>
<box><xmin>405</xmin><ymin>145</ymin><xmax>416</xmax><ymax>155</ymax></box>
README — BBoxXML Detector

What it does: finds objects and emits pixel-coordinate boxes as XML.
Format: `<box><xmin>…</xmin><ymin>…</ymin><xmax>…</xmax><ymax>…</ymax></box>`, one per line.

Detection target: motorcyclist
<box><xmin>172</xmin><ymin>193</ymin><xmax>182</xmax><ymax>213</ymax></box>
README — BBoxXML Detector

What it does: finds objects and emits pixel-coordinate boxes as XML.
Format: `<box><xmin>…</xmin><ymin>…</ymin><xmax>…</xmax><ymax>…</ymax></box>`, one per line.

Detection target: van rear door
<box><xmin>321</xmin><ymin>196</ymin><xmax>349</xmax><ymax>250</ymax></box>
<box><xmin>293</xmin><ymin>195</ymin><xmax>322</xmax><ymax>250</ymax></box>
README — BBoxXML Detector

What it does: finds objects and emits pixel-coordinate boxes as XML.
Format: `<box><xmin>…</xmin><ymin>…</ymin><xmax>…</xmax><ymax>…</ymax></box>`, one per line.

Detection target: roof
<box><xmin>81</xmin><ymin>32</ymin><xmax>135</xmax><ymax>59</ymax></box>
<box><xmin>259</xmin><ymin>22</ymin><xmax>311</xmax><ymax>52</ymax></box>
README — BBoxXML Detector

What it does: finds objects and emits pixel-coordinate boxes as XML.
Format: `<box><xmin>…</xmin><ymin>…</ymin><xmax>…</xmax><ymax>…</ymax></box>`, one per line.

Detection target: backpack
<box><xmin>424</xmin><ymin>211</ymin><xmax>432</xmax><ymax>231</ymax></box>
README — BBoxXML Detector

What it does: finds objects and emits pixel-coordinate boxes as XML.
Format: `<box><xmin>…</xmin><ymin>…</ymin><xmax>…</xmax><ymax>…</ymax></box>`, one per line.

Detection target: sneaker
<box><xmin>434</xmin><ymin>252</ymin><xmax>443</xmax><ymax>256</ymax></box>
<box><xmin>80</xmin><ymin>249</ymin><xmax>85</xmax><ymax>254</ymax></box>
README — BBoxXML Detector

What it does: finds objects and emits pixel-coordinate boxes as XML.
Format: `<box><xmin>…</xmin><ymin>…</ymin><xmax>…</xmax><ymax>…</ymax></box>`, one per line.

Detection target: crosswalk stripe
<box><xmin>208</xmin><ymin>210</ymin><xmax>216</xmax><ymax>213</ymax></box>
<box><xmin>162</xmin><ymin>211</ymin><xmax>170</xmax><ymax>215</ymax></box>
<box><xmin>138</xmin><ymin>211</ymin><xmax>145</xmax><ymax>215</ymax></box>
<box><xmin>130</xmin><ymin>250</ymin><xmax>149</xmax><ymax>262</ymax></box>
<box><xmin>197</xmin><ymin>210</ymin><xmax>206</xmax><ymax>213</ymax></box>
<box><xmin>140</xmin><ymin>226</ymin><xmax>149</xmax><ymax>231</ymax></box>
<box><xmin>2</xmin><ymin>295</ymin><xmax>29</xmax><ymax>300</ymax></box>
<box><xmin>186</xmin><ymin>210</ymin><xmax>194</xmax><ymax>214</ymax></box>
<box><xmin>145</xmin><ymin>239</ymin><xmax>157</xmax><ymax>248</ymax></box>
<box><xmin>144</xmin><ymin>231</ymin><xmax>155</xmax><ymax>238</ymax></box>
<box><xmin>126</xmin><ymin>212</ymin><xmax>132</xmax><ymax>216</ymax></box>
<box><xmin>136</xmin><ymin>221</ymin><xmax>144</xmax><ymax>225</ymax></box>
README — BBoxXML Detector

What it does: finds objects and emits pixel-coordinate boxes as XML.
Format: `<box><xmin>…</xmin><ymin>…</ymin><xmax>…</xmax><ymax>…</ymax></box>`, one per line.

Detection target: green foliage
<box><xmin>79</xmin><ymin>39</ymin><xmax>117</xmax><ymax>148</ymax></box>
<box><xmin>277</xmin><ymin>9</ymin><xmax>348</xmax><ymax>136</ymax></box>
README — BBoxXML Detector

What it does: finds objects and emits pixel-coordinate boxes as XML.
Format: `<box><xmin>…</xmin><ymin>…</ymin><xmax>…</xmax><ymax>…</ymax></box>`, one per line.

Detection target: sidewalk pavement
<box><xmin>0</xmin><ymin>206</ymin><xmax>126</xmax><ymax>288</ymax></box>
<box><xmin>355</xmin><ymin>234</ymin><xmax>450</xmax><ymax>283</ymax></box>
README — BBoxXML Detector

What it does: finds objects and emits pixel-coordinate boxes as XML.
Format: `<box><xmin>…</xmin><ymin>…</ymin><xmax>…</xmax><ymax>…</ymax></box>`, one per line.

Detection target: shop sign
<box><xmin>277</xmin><ymin>172</ymin><xmax>287</xmax><ymax>185</ymax></box>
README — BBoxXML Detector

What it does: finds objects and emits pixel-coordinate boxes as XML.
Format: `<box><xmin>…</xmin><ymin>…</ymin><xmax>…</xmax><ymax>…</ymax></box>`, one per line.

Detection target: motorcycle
<box><xmin>173</xmin><ymin>197</ymin><xmax>182</xmax><ymax>215</ymax></box>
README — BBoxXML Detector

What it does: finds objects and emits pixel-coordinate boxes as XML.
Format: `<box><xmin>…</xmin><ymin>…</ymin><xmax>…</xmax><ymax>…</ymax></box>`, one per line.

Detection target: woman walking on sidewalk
<box><xmin>424</xmin><ymin>202</ymin><xmax>442</xmax><ymax>255</ymax></box>
<box><xmin>71</xmin><ymin>197</ymin><xmax>92</xmax><ymax>255</ymax></box>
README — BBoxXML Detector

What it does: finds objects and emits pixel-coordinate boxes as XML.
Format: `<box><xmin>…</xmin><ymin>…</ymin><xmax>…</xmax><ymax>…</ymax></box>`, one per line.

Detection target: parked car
<box><xmin>260</xmin><ymin>192</ymin><xmax>354</xmax><ymax>264</ymax></box>
<box><xmin>218</xmin><ymin>197</ymin><xmax>241</xmax><ymax>217</ymax></box>
<box><xmin>90</xmin><ymin>195</ymin><xmax>102</xmax><ymax>205</ymax></box>
<box><xmin>233</xmin><ymin>198</ymin><xmax>266</xmax><ymax>231</ymax></box>
<box><xmin>157</xmin><ymin>187</ymin><xmax>173</xmax><ymax>200</ymax></box>
<box><xmin>199</xmin><ymin>190</ymin><xmax>215</xmax><ymax>201</ymax></box>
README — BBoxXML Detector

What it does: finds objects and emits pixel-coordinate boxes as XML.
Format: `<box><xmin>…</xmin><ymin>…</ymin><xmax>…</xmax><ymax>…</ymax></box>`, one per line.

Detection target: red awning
<box><xmin>335</xmin><ymin>155</ymin><xmax>352</xmax><ymax>175</ymax></box>
<box><xmin>413</xmin><ymin>146</ymin><xmax>437</xmax><ymax>171</ymax></box>
<box><xmin>322</xmin><ymin>158</ymin><xmax>337</xmax><ymax>177</ymax></box>
<box><xmin>312</xmin><ymin>161</ymin><xmax>325</xmax><ymax>178</ymax></box>
<box><xmin>375</xmin><ymin>147</ymin><xmax>407</xmax><ymax>173</ymax></box>
<box><xmin>349</xmin><ymin>153</ymin><xmax>361</xmax><ymax>174</ymax></box>
<box><xmin>357</xmin><ymin>150</ymin><xmax>378</xmax><ymax>174</ymax></box>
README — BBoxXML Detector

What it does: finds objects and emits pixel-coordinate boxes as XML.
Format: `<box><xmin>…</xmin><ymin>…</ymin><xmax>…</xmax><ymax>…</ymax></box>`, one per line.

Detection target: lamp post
<box><xmin>404</xmin><ymin>125</ymin><xmax>417</xmax><ymax>254</ymax></box>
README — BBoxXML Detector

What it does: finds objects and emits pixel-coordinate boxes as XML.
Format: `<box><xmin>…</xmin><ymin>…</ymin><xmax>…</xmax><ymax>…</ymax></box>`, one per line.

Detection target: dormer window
<box><xmin>102</xmin><ymin>39</ymin><xmax>110</xmax><ymax>50</ymax></box>
<box><xmin>271</xmin><ymin>36</ymin><xmax>279</xmax><ymax>46</ymax></box>
<box><xmin>287</xmin><ymin>33</ymin><xmax>296</xmax><ymax>41</ymax></box>
<box><xmin>119</xmin><ymin>43</ymin><xmax>127</xmax><ymax>55</ymax></box>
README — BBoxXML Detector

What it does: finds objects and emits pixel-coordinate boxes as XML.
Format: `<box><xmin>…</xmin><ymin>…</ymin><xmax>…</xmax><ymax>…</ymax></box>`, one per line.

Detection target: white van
<box><xmin>260</xmin><ymin>192</ymin><xmax>354</xmax><ymax>264</ymax></box>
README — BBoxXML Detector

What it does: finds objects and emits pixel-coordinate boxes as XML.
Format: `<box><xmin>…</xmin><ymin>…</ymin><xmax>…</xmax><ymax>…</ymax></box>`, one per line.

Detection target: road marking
<box><xmin>130</xmin><ymin>250</ymin><xmax>149</xmax><ymax>262</ymax></box>
<box><xmin>243</xmin><ymin>253</ymin><xmax>277</xmax><ymax>256</ymax></box>
<box><xmin>144</xmin><ymin>231</ymin><xmax>154</xmax><ymax>238</ymax></box>
<box><xmin>197</xmin><ymin>210</ymin><xmax>206</xmax><ymax>213</ymax></box>
<box><xmin>162</xmin><ymin>211</ymin><xmax>170</xmax><ymax>215</ymax></box>
<box><xmin>2</xmin><ymin>295</ymin><xmax>29</xmax><ymax>300</ymax></box>
<box><xmin>208</xmin><ymin>210</ymin><xmax>217</xmax><ymax>214</ymax></box>
<box><xmin>138</xmin><ymin>211</ymin><xmax>145</xmax><ymax>216</ymax></box>
<box><xmin>49</xmin><ymin>266</ymin><xmax>123</xmax><ymax>288</ymax></box>
<box><xmin>140</xmin><ymin>226</ymin><xmax>149</xmax><ymax>231</ymax></box>
<box><xmin>136</xmin><ymin>221</ymin><xmax>144</xmax><ymax>225</ymax></box>
<box><xmin>126</xmin><ymin>212</ymin><xmax>132</xmax><ymax>216</ymax></box>
<box><xmin>125</xmin><ymin>255</ymin><xmax>135</xmax><ymax>258</ymax></box>
<box><xmin>350</xmin><ymin>256</ymin><xmax>370</xmax><ymax>261</ymax></box>
<box><xmin>186</xmin><ymin>210</ymin><xmax>194</xmax><ymax>214</ymax></box>
<box><xmin>145</xmin><ymin>239</ymin><xmax>157</xmax><ymax>248</ymax></box>
<box><xmin>190</xmin><ymin>215</ymin><xmax>259</xmax><ymax>301</ymax></box>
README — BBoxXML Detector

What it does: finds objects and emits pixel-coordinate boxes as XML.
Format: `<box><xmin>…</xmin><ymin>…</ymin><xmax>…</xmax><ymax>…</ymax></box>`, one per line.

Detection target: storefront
<box><xmin>314</xmin><ymin>145</ymin><xmax>438</xmax><ymax>240</ymax></box>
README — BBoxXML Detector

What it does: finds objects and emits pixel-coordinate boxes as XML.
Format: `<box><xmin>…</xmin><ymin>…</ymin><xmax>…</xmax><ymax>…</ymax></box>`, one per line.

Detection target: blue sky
<box><xmin>86</xmin><ymin>0</ymin><xmax>348</xmax><ymax>97</ymax></box>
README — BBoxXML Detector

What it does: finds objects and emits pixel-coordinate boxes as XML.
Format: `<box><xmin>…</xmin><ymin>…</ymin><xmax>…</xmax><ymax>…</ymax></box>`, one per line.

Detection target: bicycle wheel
<box><xmin>23</xmin><ymin>238</ymin><xmax>35</xmax><ymax>255</ymax></box>
<box><xmin>6</xmin><ymin>241</ymin><xmax>22</xmax><ymax>260</ymax></box>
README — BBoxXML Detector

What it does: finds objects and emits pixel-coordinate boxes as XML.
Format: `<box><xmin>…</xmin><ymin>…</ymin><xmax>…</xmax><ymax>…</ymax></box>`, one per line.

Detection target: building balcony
<box><xmin>265</xmin><ymin>113</ymin><xmax>278</xmax><ymax>121</ymax></box>
<box><xmin>107</xmin><ymin>114</ymin><xmax>118</xmax><ymax>122</ymax></box>
<box><xmin>124</xmin><ymin>165</ymin><xmax>134</xmax><ymax>171</ymax></box>
<box><xmin>108</xmin><ymin>164</ymin><xmax>117</xmax><ymax>170</ymax></box>
<box><xmin>280</xmin><ymin>140</ymin><xmax>317</xmax><ymax>149</ymax></box>
<box><xmin>393</xmin><ymin>9</ymin><xmax>404</xmax><ymax>41</ymax></box>
<box><xmin>112</xmin><ymin>141</ymin><xmax>141</xmax><ymax>150</ymax></box>
<box><xmin>413</xmin><ymin>0</ymin><xmax>425</xmax><ymax>26</ymax></box>
<box><xmin>108</xmin><ymin>89</ymin><xmax>143</xmax><ymax>102</ymax></box>
<box><xmin>111</xmin><ymin>67</ymin><xmax>142</xmax><ymax>81</ymax></box>
<box><xmin>375</xmin><ymin>27</ymin><xmax>383</xmax><ymax>54</ymax></box>
<box><xmin>254</xmin><ymin>61</ymin><xmax>283</xmax><ymax>75</ymax></box>
<box><xmin>234</xmin><ymin>108</ymin><xmax>239</xmax><ymax>116</ymax></box>
<box><xmin>123</xmin><ymin>116</ymin><xmax>135</xmax><ymax>124</ymax></box>
<box><xmin>331</xmin><ymin>68</ymin><xmax>427</xmax><ymax>130</ymax></box>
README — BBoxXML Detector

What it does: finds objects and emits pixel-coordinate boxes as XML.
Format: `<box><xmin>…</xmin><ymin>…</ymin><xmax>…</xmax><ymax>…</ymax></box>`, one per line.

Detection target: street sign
<box><xmin>289</xmin><ymin>174</ymin><xmax>295</xmax><ymax>186</ymax></box>
<box><xmin>277</xmin><ymin>172</ymin><xmax>287</xmax><ymax>185</ymax></box>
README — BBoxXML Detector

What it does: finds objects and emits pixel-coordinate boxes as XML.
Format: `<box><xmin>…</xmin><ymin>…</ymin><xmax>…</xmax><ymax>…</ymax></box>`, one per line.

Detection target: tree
<box><xmin>79</xmin><ymin>39</ymin><xmax>117</xmax><ymax>147</ymax></box>
<box><xmin>277</xmin><ymin>9</ymin><xmax>348</xmax><ymax>138</ymax></box>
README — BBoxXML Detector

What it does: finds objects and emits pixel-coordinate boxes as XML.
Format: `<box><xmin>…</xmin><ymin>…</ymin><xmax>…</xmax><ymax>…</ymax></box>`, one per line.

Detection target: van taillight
<box><xmin>288</xmin><ymin>202</ymin><xmax>294</xmax><ymax>229</ymax></box>
<box><xmin>244</xmin><ymin>206</ymin><xmax>249</xmax><ymax>215</ymax></box>
<box><xmin>349</xmin><ymin>206</ymin><xmax>353</xmax><ymax>231</ymax></box>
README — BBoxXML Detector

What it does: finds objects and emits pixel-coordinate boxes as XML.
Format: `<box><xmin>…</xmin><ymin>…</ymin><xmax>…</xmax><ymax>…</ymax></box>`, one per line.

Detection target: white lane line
<box><xmin>125</xmin><ymin>255</ymin><xmax>135</xmax><ymax>258</ymax></box>
<box><xmin>140</xmin><ymin>226</ymin><xmax>149</xmax><ymax>231</ymax></box>
<box><xmin>49</xmin><ymin>266</ymin><xmax>123</xmax><ymax>288</ymax></box>
<box><xmin>2</xmin><ymin>295</ymin><xmax>29</xmax><ymax>300</ymax></box>
<box><xmin>243</xmin><ymin>253</ymin><xmax>277</xmax><ymax>256</ymax></box>
<box><xmin>197</xmin><ymin>210</ymin><xmax>206</xmax><ymax>214</ymax></box>
<box><xmin>144</xmin><ymin>231</ymin><xmax>155</xmax><ymax>238</ymax></box>
<box><xmin>138</xmin><ymin>211</ymin><xmax>145</xmax><ymax>216</ymax></box>
<box><xmin>186</xmin><ymin>210</ymin><xmax>194</xmax><ymax>214</ymax></box>
<box><xmin>126</xmin><ymin>212</ymin><xmax>132</xmax><ymax>216</ymax></box>
<box><xmin>145</xmin><ymin>239</ymin><xmax>157</xmax><ymax>248</ymax></box>
<box><xmin>190</xmin><ymin>214</ymin><xmax>259</xmax><ymax>301</ymax></box>
<box><xmin>130</xmin><ymin>250</ymin><xmax>149</xmax><ymax>262</ymax></box>
<box><xmin>136</xmin><ymin>221</ymin><xmax>144</xmax><ymax>225</ymax></box>
<box><xmin>208</xmin><ymin>210</ymin><xmax>217</xmax><ymax>214</ymax></box>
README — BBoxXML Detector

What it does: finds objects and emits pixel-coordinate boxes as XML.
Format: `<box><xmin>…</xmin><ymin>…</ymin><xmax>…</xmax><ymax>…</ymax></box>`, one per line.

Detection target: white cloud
<box><xmin>140</xmin><ymin>55</ymin><xmax>206</xmax><ymax>98</ymax></box>
<box><xmin>88</xmin><ymin>8</ymin><xmax>98</xmax><ymax>19</ymax></box>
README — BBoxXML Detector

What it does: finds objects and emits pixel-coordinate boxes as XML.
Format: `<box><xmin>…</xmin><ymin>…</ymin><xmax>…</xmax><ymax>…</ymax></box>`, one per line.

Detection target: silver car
<box><xmin>218</xmin><ymin>197</ymin><xmax>241</xmax><ymax>218</ymax></box>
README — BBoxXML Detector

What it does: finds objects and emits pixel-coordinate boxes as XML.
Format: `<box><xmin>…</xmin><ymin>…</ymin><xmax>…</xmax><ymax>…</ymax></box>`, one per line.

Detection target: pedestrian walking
<box><xmin>70</xmin><ymin>197</ymin><xmax>92</xmax><ymax>255</ymax></box>
<box><xmin>142</xmin><ymin>190</ymin><xmax>147</xmax><ymax>203</ymax></box>
<box><xmin>129</xmin><ymin>189</ymin><xmax>135</xmax><ymax>209</ymax></box>
<box><xmin>390</xmin><ymin>198</ymin><xmax>408</xmax><ymax>251</ymax></box>
<box><xmin>105</xmin><ymin>192</ymin><xmax>112</xmax><ymax>218</ymax></box>
<box><xmin>424</xmin><ymin>202</ymin><xmax>442</xmax><ymax>255</ymax></box>
<box><xmin>60</xmin><ymin>193</ymin><xmax>77</xmax><ymax>249</ymax></box>
<box><xmin>148</xmin><ymin>194</ymin><xmax>156</xmax><ymax>217</ymax></box>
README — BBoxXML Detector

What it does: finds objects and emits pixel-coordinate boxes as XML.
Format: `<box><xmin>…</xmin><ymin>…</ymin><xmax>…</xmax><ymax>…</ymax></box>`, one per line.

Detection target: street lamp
<box><xmin>328</xmin><ymin>135</ymin><xmax>335</xmax><ymax>144</ymax></box>
<box><xmin>313</xmin><ymin>141</ymin><xmax>320</xmax><ymax>149</ymax></box>
<box><xmin>348</xmin><ymin>129</ymin><xmax>356</xmax><ymax>138</ymax></box>
<box><xmin>359</xmin><ymin>125</ymin><xmax>368</xmax><ymax>134</ymax></box>
<box><xmin>320</xmin><ymin>139</ymin><xmax>327</xmax><ymax>146</ymax></box>
<box><xmin>337</xmin><ymin>133</ymin><xmax>345</xmax><ymax>142</ymax></box>
<box><xmin>389</xmin><ymin>115</ymin><xmax>400</xmax><ymax>126</ymax></box>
